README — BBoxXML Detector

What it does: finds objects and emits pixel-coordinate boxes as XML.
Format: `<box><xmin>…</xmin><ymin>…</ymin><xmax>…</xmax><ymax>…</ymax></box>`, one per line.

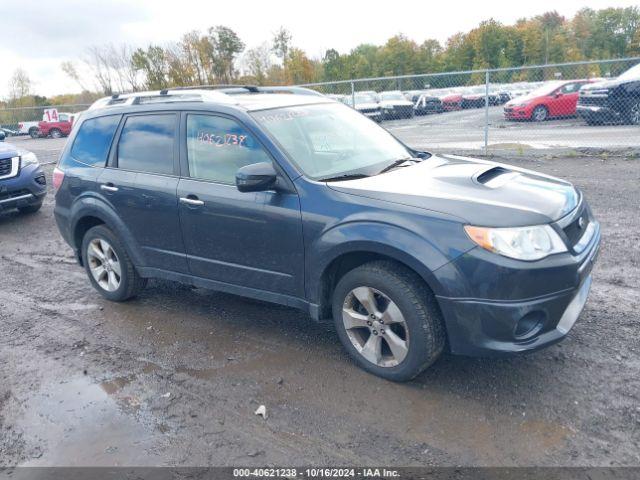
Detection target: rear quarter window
<box><xmin>69</xmin><ymin>115</ymin><xmax>121</xmax><ymax>167</ymax></box>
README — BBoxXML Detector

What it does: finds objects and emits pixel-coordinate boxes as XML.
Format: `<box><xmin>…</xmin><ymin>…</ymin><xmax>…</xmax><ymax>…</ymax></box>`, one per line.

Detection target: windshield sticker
<box><xmin>196</xmin><ymin>131</ymin><xmax>247</xmax><ymax>147</ymax></box>
<box><xmin>256</xmin><ymin>109</ymin><xmax>309</xmax><ymax>123</ymax></box>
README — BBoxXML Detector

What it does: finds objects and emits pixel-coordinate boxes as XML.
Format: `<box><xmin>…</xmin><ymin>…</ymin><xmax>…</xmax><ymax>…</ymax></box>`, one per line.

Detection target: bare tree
<box><xmin>85</xmin><ymin>45</ymin><xmax>114</xmax><ymax>94</ymax></box>
<box><xmin>271</xmin><ymin>27</ymin><xmax>292</xmax><ymax>62</ymax></box>
<box><xmin>61</xmin><ymin>61</ymin><xmax>89</xmax><ymax>92</ymax></box>
<box><xmin>8</xmin><ymin>68</ymin><xmax>32</xmax><ymax>103</ymax></box>
<box><xmin>243</xmin><ymin>43</ymin><xmax>272</xmax><ymax>84</ymax></box>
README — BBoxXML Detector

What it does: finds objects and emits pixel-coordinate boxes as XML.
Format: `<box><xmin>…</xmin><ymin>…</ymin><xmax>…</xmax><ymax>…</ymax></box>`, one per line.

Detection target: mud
<box><xmin>0</xmin><ymin>150</ymin><xmax>639</xmax><ymax>466</ymax></box>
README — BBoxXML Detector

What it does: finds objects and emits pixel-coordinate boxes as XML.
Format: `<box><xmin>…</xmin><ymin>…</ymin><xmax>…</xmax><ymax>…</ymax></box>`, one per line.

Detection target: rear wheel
<box><xmin>332</xmin><ymin>261</ymin><xmax>445</xmax><ymax>381</ymax></box>
<box><xmin>50</xmin><ymin>128</ymin><xmax>62</xmax><ymax>139</ymax></box>
<box><xmin>531</xmin><ymin>106</ymin><xmax>548</xmax><ymax>122</ymax></box>
<box><xmin>82</xmin><ymin>225</ymin><xmax>147</xmax><ymax>302</ymax></box>
<box><xmin>626</xmin><ymin>101</ymin><xmax>640</xmax><ymax>125</ymax></box>
<box><xmin>29</xmin><ymin>127</ymin><xmax>39</xmax><ymax>139</ymax></box>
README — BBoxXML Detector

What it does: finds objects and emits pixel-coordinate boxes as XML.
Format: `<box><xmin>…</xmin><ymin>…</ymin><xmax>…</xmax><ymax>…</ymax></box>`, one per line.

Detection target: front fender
<box><xmin>306</xmin><ymin>219</ymin><xmax>469</xmax><ymax>303</ymax></box>
<box><xmin>69</xmin><ymin>195</ymin><xmax>145</xmax><ymax>267</ymax></box>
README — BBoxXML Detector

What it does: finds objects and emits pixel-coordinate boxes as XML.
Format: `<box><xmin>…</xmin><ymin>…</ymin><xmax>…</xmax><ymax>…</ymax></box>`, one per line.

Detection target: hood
<box><xmin>506</xmin><ymin>92</ymin><xmax>540</xmax><ymax>106</ymax></box>
<box><xmin>328</xmin><ymin>154</ymin><xmax>579</xmax><ymax>227</ymax></box>
<box><xmin>0</xmin><ymin>142</ymin><xmax>19</xmax><ymax>159</ymax></box>
<box><xmin>580</xmin><ymin>78</ymin><xmax>629</xmax><ymax>91</ymax></box>
<box><xmin>355</xmin><ymin>103</ymin><xmax>380</xmax><ymax>110</ymax></box>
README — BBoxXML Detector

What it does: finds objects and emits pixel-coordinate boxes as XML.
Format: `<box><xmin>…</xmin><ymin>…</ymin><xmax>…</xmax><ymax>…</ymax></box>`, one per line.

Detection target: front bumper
<box><xmin>436</xmin><ymin>219</ymin><xmax>601</xmax><ymax>357</ymax></box>
<box><xmin>0</xmin><ymin>164</ymin><xmax>47</xmax><ymax>211</ymax></box>
<box><xmin>577</xmin><ymin>105</ymin><xmax>620</xmax><ymax>123</ymax></box>
<box><xmin>504</xmin><ymin>107</ymin><xmax>531</xmax><ymax>120</ymax></box>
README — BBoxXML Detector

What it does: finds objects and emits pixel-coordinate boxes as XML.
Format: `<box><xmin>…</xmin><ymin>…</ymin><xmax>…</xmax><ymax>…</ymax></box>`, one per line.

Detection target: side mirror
<box><xmin>236</xmin><ymin>162</ymin><xmax>278</xmax><ymax>193</ymax></box>
<box><xmin>554</xmin><ymin>92</ymin><xmax>563</xmax><ymax>98</ymax></box>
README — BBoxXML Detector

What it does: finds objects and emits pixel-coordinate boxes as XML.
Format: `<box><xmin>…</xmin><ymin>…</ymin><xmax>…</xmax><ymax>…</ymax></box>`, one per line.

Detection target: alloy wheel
<box><xmin>342</xmin><ymin>286</ymin><xmax>410</xmax><ymax>367</ymax></box>
<box><xmin>533</xmin><ymin>106</ymin><xmax>547</xmax><ymax>122</ymax></box>
<box><xmin>87</xmin><ymin>238</ymin><xmax>122</xmax><ymax>292</ymax></box>
<box><xmin>630</xmin><ymin>102</ymin><xmax>640</xmax><ymax>125</ymax></box>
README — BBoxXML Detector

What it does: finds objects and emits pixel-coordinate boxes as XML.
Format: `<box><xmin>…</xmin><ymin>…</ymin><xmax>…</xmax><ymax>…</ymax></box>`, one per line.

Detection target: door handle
<box><xmin>179</xmin><ymin>196</ymin><xmax>205</xmax><ymax>207</ymax></box>
<box><xmin>100</xmin><ymin>183</ymin><xmax>118</xmax><ymax>192</ymax></box>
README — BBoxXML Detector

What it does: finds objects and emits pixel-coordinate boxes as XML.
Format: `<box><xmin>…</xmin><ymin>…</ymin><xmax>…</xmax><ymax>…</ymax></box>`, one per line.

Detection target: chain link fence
<box><xmin>300</xmin><ymin>57</ymin><xmax>640</xmax><ymax>154</ymax></box>
<box><xmin>1</xmin><ymin>58</ymin><xmax>639</xmax><ymax>155</ymax></box>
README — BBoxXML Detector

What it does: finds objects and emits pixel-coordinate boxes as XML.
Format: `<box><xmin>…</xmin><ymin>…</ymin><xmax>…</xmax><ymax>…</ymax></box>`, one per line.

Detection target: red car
<box><xmin>35</xmin><ymin>112</ymin><xmax>76</xmax><ymax>139</ymax></box>
<box><xmin>504</xmin><ymin>79</ymin><xmax>595</xmax><ymax>121</ymax></box>
<box><xmin>441</xmin><ymin>92</ymin><xmax>463</xmax><ymax>111</ymax></box>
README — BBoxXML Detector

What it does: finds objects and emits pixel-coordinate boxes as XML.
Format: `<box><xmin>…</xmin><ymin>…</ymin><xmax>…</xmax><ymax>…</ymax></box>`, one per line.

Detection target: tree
<box><xmin>209</xmin><ymin>26</ymin><xmax>245</xmax><ymax>83</ymax></box>
<box><xmin>8</xmin><ymin>68</ymin><xmax>32</xmax><ymax>103</ymax></box>
<box><xmin>285</xmin><ymin>48</ymin><xmax>316</xmax><ymax>84</ymax></box>
<box><xmin>132</xmin><ymin>45</ymin><xmax>169</xmax><ymax>90</ymax></box>
<box><xmin>243</xmin><ymin>43</ymin><xmax>272</xmax><ymax>85</ymax></box>
<box><xmin>61</xmin><ymin>61</ymin><xmax>86</xmax><ymax>92</ymax></box>
<box><xmin>272</xmin><ymin>27</ymin><xmax>292</xmax><ymax>61</ymax></box>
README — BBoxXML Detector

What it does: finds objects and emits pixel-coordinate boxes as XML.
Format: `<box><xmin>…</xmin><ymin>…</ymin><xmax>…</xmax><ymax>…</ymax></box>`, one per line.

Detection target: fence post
<box><xmin>484</xmin><ymin>70</ymin><xmax>490</xmax><ymax>156</ymax></box>
<box><xmin>351</xmin><ymin>81</ymin><xmax>355</xmax><ymax>108</ymax></box>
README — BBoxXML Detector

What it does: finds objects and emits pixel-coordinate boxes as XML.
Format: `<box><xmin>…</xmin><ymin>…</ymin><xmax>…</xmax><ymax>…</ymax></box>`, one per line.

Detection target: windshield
<box><xmin>252</xmin><ymin>103</ymin><xmax>411</xmax><ymax>180</ymax></box>
<box><xmin>618</xmin><ymin>63</ymin><xmax>640</xmax><ymax>81</ymax></box>
<box><xmin>380</xmin><ymin>92</ymin><xmax>405</xmax><ymax>101</ymax></box>
<box><xmin>354</xmin><ymin>94</ymin><xmax>376</xmax><ymax>104</ymax></box>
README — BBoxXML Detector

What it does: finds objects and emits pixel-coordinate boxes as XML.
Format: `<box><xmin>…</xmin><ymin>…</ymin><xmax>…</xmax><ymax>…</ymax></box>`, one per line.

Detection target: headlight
<box><xmin>20</xmin><ymin>151</ymin><xmax>39</xmax><ymax>168</ymax></box>
<box><xmin>464</xmin><ymin>224</ymin><xmax>567</xmax><ymax>261</ymax></box>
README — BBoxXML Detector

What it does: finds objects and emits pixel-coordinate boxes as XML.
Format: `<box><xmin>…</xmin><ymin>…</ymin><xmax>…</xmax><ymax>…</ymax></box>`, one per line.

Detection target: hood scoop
<box><xmin>476</xmin><ymin>166</ymin><xmax>521</xmax><ymax>189</ymax></box>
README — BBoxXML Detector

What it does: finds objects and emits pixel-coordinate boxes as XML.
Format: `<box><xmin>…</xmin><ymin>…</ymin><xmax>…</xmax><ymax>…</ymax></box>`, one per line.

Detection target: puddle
<box><xmin>17</xmin><ymin>376</ymin><xmax>162</xmax><ymax>466</ymax></box>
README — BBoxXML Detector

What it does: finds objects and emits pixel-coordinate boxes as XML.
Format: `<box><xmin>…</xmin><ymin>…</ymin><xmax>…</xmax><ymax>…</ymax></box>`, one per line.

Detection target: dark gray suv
<box><xmin>53</xmin><ymin>87</ymin><xmax>600</xmax><ymax>381</ymax></box>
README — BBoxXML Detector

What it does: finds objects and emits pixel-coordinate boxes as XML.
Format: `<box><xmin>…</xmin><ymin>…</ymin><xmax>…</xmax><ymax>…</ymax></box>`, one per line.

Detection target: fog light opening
<box><xmin>514</xmin><ymin>311</ymin><xmax>545</xmax><ymax>340</ymax></box>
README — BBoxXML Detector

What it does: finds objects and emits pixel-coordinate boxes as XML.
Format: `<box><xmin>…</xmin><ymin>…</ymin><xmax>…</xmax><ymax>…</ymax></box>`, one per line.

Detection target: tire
<box><xmin>29</xmin><ymin>127</ymin><xmax>39</xmax><ymax>139</ymax></box>
<box><xmin>625</xmin><ymin>101</ymin><xmax>640</xmax><ymax>125</ymax></box>
<box><xmin>50</xmin><ymin>128</ymin><xmax>62</xmax><ymax>139</ymax></box>
<box><xmin>531</xmin><ymin>106</ymin><xmax>548</xmax><ymax>122</ymax></box>
<box><xmin>332</xmin><ymin>260</ymin><xmax>445</xmax><ymax>382</ymax></box>
<box><xmin>81</xmin><ymin>225</ymin><xmax>147</xmax><ymax>302</ymax></box>
<box><xmin>17</xmin><ymin>202</ymin><xmax>42</xmax><ymax>214</ymax></box>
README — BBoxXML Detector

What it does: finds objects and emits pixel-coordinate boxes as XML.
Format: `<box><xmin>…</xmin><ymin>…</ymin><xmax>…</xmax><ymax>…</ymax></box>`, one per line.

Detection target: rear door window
<box><xmin>117</xmin><ymin>114</ymin><xmax>177</xmax><ymax>175</ymax></box>
<box><xmin>69</xmin><ymin>115</ymin><xmax>121</xmax><ymax>167</ymax></box>
<box><xmin>186</xmin><ymin>114</ymin><xmax>272</xmax><ymax>184</ymax></box>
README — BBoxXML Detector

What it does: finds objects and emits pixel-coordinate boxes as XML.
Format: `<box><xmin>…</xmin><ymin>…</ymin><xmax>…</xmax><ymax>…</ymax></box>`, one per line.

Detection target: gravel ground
<box><xmin>0</xmin><ymin>139</ymin><xmax>638</xmax><ymax>467</ymax></box>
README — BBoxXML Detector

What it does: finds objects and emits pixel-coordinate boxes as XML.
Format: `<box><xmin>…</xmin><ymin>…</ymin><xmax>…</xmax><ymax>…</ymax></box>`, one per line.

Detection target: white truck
<box><xmin>17</xmin><ymin>121</ymin><xmax>40</xmax><ymax>137</ymax></box>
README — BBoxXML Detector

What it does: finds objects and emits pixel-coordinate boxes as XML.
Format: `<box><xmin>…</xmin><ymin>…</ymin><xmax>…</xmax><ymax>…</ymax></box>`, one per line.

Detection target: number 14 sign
<box><xmin>43</xmin><ymin>108</ymin><xmax>59</xmax><ymax>122</ymax></box>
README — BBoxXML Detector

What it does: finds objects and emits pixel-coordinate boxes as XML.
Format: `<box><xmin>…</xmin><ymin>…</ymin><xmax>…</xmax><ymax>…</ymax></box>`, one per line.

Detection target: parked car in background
<box><xmin>17</xmin><ymin>121</ymin><xmax>39</xmax><ymax>137</ymax></box>
<box><xmin>577</xmin><ymin>63</ymin><xmax>640</xmax><ymax>125</ymax></box>
<box><xmin>440</xmin><ymin>90</ymin><xmax>464</xmax><ymax>111</ymax></box>
<box><xmin>0</xmin><ymin>142</ymin><xmax>46</xmax><ymax>214</ymax></box>
<box><xmin>1</xmin><ymin>127</ymin><xmax>18</xmax><ymax>137</ymax></box>
<box><xmin>0</xmin><ymin>131</ymin><xmax>5</xmax><ymax>142</ymax></box>
<box><xmin>378</xmin><ymin>91</ymin><xmax>414</xmax><ymax>119</ymax></box>
<box><xmin>54</xmin><ymin>87</ymin><xmax>600</xmax><ymax>381</ymax></box>
<box><xmin>344</xmin><ymin>93</ymin><xmax>382</xmax><ymax>122</ymax></box>
<box><xmin>504</xmin><ymin>79</ymin><xmax>594</xmax><ymax>122</ymax></box>
<box><xmin>413</xmin><ymin>93</ymin><xmax>443</xmax><ymax>115</ymax></box>
<box><xmin>35</xmin><ymin>112</ymin><xmax>76</xmax><ymax>138</ymax></box>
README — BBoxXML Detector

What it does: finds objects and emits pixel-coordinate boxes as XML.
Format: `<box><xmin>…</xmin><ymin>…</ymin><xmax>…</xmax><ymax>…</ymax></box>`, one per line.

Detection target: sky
<box><xmin>1</xmin><ymin>0</ymin><xmax>638</xmax><ymax>98</ymax></box>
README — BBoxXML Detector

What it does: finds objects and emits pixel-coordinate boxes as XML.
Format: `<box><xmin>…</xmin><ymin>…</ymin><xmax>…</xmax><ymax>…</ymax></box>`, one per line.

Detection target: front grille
<box><xmin>563</xmin><ymin>208</ymin><xmax>590</xmax><ymax>246</ymax></box>
<box><xmin>578</xmin><ymin>96</ymin><xmax>608</xmax><ymax>107</ymax></box>
<box><xmin>504</xmin><ymin>107</ymin><xmax>514</xmax><ymax>113</ymax></box>
<box><xmin>0</xmin><ymin>157</ymin><xmax>12</xmax><ymax>176</ymax></box>
<box><xmin>0</xmin><ymin>189</ymin><xmax>30</xmax><ymax>202</ymax></box>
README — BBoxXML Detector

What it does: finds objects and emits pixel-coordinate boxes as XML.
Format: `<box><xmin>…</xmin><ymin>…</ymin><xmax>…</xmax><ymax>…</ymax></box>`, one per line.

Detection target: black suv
<box><xmin>54</xmin><ymin>87</ymin><xmax>600</xmax><ymax>381</ymax></box>
<box><xmin>577</xmin><ymin>62</ymin><xmax>640</xmax><ymax>125</ymax></box>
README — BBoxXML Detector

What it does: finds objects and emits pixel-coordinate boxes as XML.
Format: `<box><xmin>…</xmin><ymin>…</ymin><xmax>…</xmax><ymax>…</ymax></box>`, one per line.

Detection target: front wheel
<box><xmin>82</xmin><ymin>225</ymin><xmax>147</xmax><ymax>302</ymax></box>
<box><xmin>531</xmin><ymin>106</ymin><xmax>548</xmax><ymax>122</ymax></box>
<box><xmin>332</xmin><ymin>261</ymin><xmax>445</xmax><ymax>381</ymax></box>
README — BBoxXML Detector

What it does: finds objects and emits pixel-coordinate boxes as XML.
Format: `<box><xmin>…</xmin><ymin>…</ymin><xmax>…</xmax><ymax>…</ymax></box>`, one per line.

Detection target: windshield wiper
<box><xmin>320</xmin><ymin>173</ymin><xmax>370</xmax><ymax>182</ymax></box>
<box><xmin>377</xmin><ymin>157</ymin><xmax>417</xmax><ymax>175</ymax></box>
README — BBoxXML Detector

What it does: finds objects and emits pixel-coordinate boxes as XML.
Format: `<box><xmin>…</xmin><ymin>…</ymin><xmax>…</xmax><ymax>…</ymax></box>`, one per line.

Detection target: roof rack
<box><xmin>87</xmin><ymin>85</ymin><xmax>325</xmax><ymax>111</ymax></box>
